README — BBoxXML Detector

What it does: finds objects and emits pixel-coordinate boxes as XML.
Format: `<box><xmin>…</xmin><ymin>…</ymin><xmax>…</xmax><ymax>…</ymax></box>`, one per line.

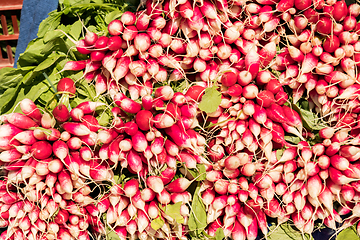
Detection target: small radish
<box><xmin>108</xmin><ymin>19</ymin><xmax>123</xmax><ymax>36</ymax></box>
<box><xmin>53</xmin><ymin>104</ymin><xmax>70</xmax><ymax>122</ymax></box>
<box><xmin>146</xmin><ymin>176</ymin><xmax>164</xmax><ymax>194</ymax></box>
<box><xmin>31</xmin><ymin>141</ymin><xmax>52</xmax><ymax>160</ymax></box>
<box><xmin>185</xmin><ymin>85</ymin><xmax>205</xmax><ymax>102</ymax></box>
<box><xmin>62</xmin><ymin>122</ymin><xmax>90</xmax><ymax>136</ymax></box>
<box><xmin>127</xmin><ymin>150</ymin><xmax>143</xmax><ymax>173</ymax></box>
<box><xmin>256</xmin><ymin>90</ymin><xmax>275</xmax><ymax>108</ymax></box>
<box><xmin>58</xmin><ymin>171</ymin><xmax>73</xmax><ymax>194</ymax></box>
<box><xmin>57</xmin><ymin>78</ymin><xmax>76</xmax><ymax>94</ymax></box>
<box><xmin>20</xmin><ymin>98</ymin><xmax>42</xmax><ymax>123</ymax></box>
<box><xmin>52</xmin><ymin>140</ymin><xmax>68</xmax><ymax>161</ymax></box>
<box><xmin>166</xmin><ymin>178</ymin><xmax>192</xmax><ymax>193</ymax></box>
<box><xmin>6</xmin><ymin>113</ymin><xmax>37</xmax><ymax>130</ymax></box>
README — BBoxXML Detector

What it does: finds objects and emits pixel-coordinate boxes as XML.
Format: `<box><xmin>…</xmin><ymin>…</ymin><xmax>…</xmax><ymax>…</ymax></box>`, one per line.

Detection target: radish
<box><xmin>6</xmin><ymin>113</ymin><xmax>38</xmax><ymax>130</ymax></box>
<box><xmin>57</xmin><ymin>77</ymin><xmax>76</xmax><ymax>94</ymax></box>
<box><xmin>20</xmin><ymin>99</ymin><xmax>42</xmax><ymax>123</ymax></box>
<box><xmin>146</xmin><ymin>176</ymin><xmax>164</xmax><ymax>194</ymax></box>
<box><xmin>166</xmin><ymin>178</ymin><xmax>191</xmax><ymax>193</ymax></box>
<box><xmin>62</xmin><ymin>123</ymin><xmax>90</xmax><ymax>136</ymax></box>
<box><xmin>30</xmin><ymin>141</ymin><xmax>52</xmax><ymax>160</ymax></box>
<box><xmin>127</xmin><ymin>150</ymin><xmax>143</xmax><ymax>173</ymax></box>
<box><xmin>245</xmin><ymin>48</ymin><xmax>260</xmax><ymax>79</ymax></box>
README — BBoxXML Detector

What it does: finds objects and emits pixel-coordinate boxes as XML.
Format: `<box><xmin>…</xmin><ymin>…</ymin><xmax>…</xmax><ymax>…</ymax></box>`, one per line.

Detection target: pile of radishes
<box><xmin>1</xmin><ymin>0</ymin><xmax>360</xmax><ymax>239</ymax></box>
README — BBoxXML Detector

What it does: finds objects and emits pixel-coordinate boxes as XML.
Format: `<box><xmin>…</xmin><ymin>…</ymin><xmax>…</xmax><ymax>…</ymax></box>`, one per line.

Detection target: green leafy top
<box><xmin>198</xmin><ymin>84</ymin><xmax>222</xmax><ymax>114</ymax></box>
<box><xmin>188</xmin><ymin>182</ymin><xmax>207</xmax><ymax>238</ymax></box>
<box><xmin>159</xmin><ymin>201</ymin><xmax>185</xmax><ymax>224</ymax></box>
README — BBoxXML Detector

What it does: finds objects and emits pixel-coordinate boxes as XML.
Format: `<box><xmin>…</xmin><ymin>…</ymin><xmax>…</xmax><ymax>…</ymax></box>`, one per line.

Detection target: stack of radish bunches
<box><xmin>1</xmin><ymin>0</ymin><xmax>360</xmax><ymax>239</ymax></box>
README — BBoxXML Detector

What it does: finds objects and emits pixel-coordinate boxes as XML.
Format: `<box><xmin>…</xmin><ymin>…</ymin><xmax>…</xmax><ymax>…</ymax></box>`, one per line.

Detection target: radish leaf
<box><xmin>215</xmin><ymin>228</ymin><xmax>225</xmax><ymax>240</ymax></box>
<box><xmin>187</xmin><ymin>164</ymin><xmax>206</xmax><ymax>181</ymax></box>
<box><xmin>198</xmin><ymin>85</ymin><xmax>221</xmax><ymax>113</ymax></box>
<box><xmin>284</xmin><ymin>136</ymin><xmax>301</xmax><ymax>144</ymax></box>
<box><xmin>151</xmin><ymin>216</ymin><xmax>165</xmax><ymax>231</ymax></box>
<box><xmin>268</xmin><ymin>222</ymin><xmax>308</xmax><ymax>240</ymax></box>
<box><xmin>38</xmin><ymin>11</ymin><xmax>63</xmax><ymax>38</ymax></box>
<box><xmin>276</xmin><ymin>149</ymin><xmax>284</xmax><ymax>160</ymax></box>
<box><xmin>159</xmin><ymin>202</ymin><xmax>184</xmax><ymax>224</ymax></box>
<box><xmin>107</xmin><ymin>230</ymin><xmax>121</xmax><ymax>240</ymax></box>
<box><xmin>0</xmin><ymin>68</ymin><xmax>24</xmax><ymax>91</ymax></box>
<box><xmin>105</xmin><ymin>10</ymin><xmax>123</xmax><ymax>24</ymax></box>
<box><xmin>69</xmin><ymin>20</ymin><xmax>83</xmax><ymax>40</ymax></box>
<box><xmin>300</xmin><ymin>108</ymin><xmax>328</xmax><ymax>131</ymax></box>
<box><xmin>188</xmin><ymin>183</ymin><xmax>207</xmax><ymax>236</ymax></box>
<box><xmin>337</xmin><ymin>226</ymin><xmax>357</xmax><ymax>240</ymax></box>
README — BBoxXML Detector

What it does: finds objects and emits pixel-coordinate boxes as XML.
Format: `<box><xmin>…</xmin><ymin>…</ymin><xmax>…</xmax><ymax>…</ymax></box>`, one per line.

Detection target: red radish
<box><xmin>107</xmin><ymin>36</ymin><xmax>122</xmax><ymax>52</ymax></box>
<box><xmin>19</xmin><ymin>98</ymin><xmax>42</xmax><ymax>123</ymax></box>
<box><xmin>317</xmin><ymin>17</ymin><xmax>333</xmax><ymax>35</ymax></box>
<box><xmin>146</xmin><ymin>176</ymin><xmax>164</xmax><ymax>194</ymax></box>
<box><xmin>164</xmin><ymin>124</ymin><xmax>191</xmax><ymax>148</ymax></box>
<box><xmin>120</xmin><ymin>11</ymin><xmax>135</xmax><ymax>25</ymax></box>
<box><xmin>6</xmin><ymin>113</ymin><xmax>37</xmax><ymax>130</ymax></box>
<box><xmin>62</xmin><ymin>123</ymin><xmax>90</xmax><ymax>136</ymax></box>
<box><xmin>131</xmin><ymin>131</ymin><xmax>147</xmax><ymax>152</ymax></box>
<box><xmin>70</xmin><ymin>107</ymin><xmax>84</xmax><ymax>122</ymax></box>
<box><xmin>164</xmin><ymin>139</ymin><xmax>179</xmax><ymax>157</ymax></box>
<box><xmin>52</xmin><ymin>140</ymin><xmax>68</xmax><ymax>161</ymax></box>
<box><xmin>135</xmin><ymin>110</ymin><xmax>153</xmax><ymax>131</ymax></box>
<box><xmin>30</xmin><ymin>141</ymin><xmax>52</xmax><ymax>160</ymax></box>
<box><xmin>62</xmin><ymin>59</ymin><xmax>88</xmax><ymax>71</ymax></box>
<box><xmin>81</xmin><ymin>115</ymin><xmax>101</xmax><ymax>132</ymax></box>
<box><xmin>186</xmin><ymin>6</ymin><xmax>205</xmax><ymax>32</ymax></box>
<box><xmin>221</xmin><ymin>72</ymin><xmax>237</xmax><ymax>87</ymax></box>
<box><xmin>231</xmin><ymin>219</ymin><xmax>247</xmax><ymax>240</ymax></box>
<box><xmin>242</xmin><ymin>84</ymin><xmax>258</xmax><ymax>99</ymax></box>
<box><xmin>329</xmin><ymin>167</ymin><xmax>356</xmax><ymax>185</ymax></box>
<box><xmin>52</xmin><ymin>104</ymin><xmax>70</xmax><ymax>122</ymax></box>
<box><xmin>94</xmin><ymin>36</ymin><xmax>108</xmax><ymax>49</ymax></box>
<box><xmin>97</xmin><ymin>129</ymin><xmax>118</xmax><ymax>144</ymax></box>
<box><xmin>245</xmin><ymin>48</ymin><xmax>260</xmax><ymax>79</ymax></box>
<box><xmin>256</xmin><ymin>91</ymin><xmax>275</xmax><ymax>108</ymax></box>
<box><xmin>108</xmin><ymin>19</ymin><xmax>123</xmax><ymax>36</ymax></box>
<box><xmin>64</xmin><ymin>154</ymin><xmax>80</xmax><ymax>176</ymax></box>
<box><xmin>57</xmin><ymin>78</ymin><xmax>76</xmax><ymax>94</ymax></box>
<box><xmin>156</xmin><ymin>189</ymin><xmax>171</xmax><ymax>205</ymax></box>
<box><xmin>166</xmin><ymin>178</ymin><xmax>191</xmax><ymax>193</ymax></box>
<box><xmin>84</xmin><ymin>31</ymin><xmax>98</xmax><ymax>46</ymax></box>
<box><xmin>67</xmin><ymin>137</ymin><xmax>82</xmax><ymax>150</ymax></box>
<box><xmin>12</xmin><ymin>130</ymin><xmax>35</xmax><ymax>145</ymax></box>
<box><xmin>114</xmin><ymin>56</ymin><xmax>131</xmax><ymax>81</ymax></box>
<box><xmin>153</xmin><ymin>113</ymin><xmax>175</xmax><ymax>129</ymax></box>
<box><xmin>127</xmin><ymin>150</ymin><xmax>143</xmax><ymax>173</ymax></box>
<box><xmin>177</xmin><ymin>152</ymin><xmax>197</xmax><ymax>169</ymax></box>
<box><xmin>123</xmin><ymin>121</ymin><xmax>138</xmax><ymax>136</ymax></box>
<box><xmin>48</xmin><ymin>159</ymin><xmax>63</xmax><ymax>173</ymax></box>
<box><xmin>75</xmin><ymin>101</ymin><xmax>105</xmax><ymax>115</ymax></box>
<box><xmin>155</xmin><ymin>86</ymin><xmax>174</xmax><ymax>101</ymax></box>
<box><xmin>214</xmin><ymin>179</ymin><xmax>230</xmax><ymax>195</ymax></box>
<box><xmin>185</xmin><ymin>85</ymin><xmax>205</xmax><ymax>102</ymax></box>
<box><xmin>0</xmin><ymin>124</ymin><xmax>22</xmax><ymax>138</ymax></box>
<box><xmin>330</xmin><ymin>155</ymin><xmax>350</xmax><ymax>171</ymax></box>
<box><xmin>116</xmin><ymin>96</ymin><xmax>142</xmax><ymax>114</ymax></box>
<box><xmin>89</xmin><ymin>160</ymin><xmax>112</xmax><ymax>181</ymax></box>
<box><xmin>266</xmin><ymin>103</ymin><xmax>290</xmax><ymax>124</ymax></box>
<box><xmin>57</xmin><ymin>170</ymin><xmax>73</xmax><ymax>194</ymax></box>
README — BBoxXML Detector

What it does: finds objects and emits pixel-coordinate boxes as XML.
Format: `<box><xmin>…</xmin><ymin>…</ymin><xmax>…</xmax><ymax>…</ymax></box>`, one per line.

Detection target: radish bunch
<box><xmin>0</xmin><ymin>102</ymin><xmax>106</xmax><ymax>239</ymax></box>
<box><xmin>102</xmin><ymin>178</ymin><xmax>192</xmax><ymax>240</ymax></box>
